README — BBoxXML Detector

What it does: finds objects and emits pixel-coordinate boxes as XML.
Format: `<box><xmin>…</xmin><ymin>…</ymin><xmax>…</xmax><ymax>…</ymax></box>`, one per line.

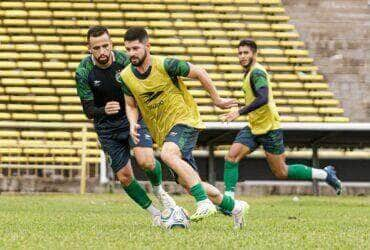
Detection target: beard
<box><xmin>130</xmin><ymin>50</ymin><xmax>147</xmax><ymax>66</ymax></box>
<box><xmin>96</xmin><ymin>54</ymin><xmax>110</xmax><ymax>65</ymax></box>
<box><xmin>241</xmin><ymin>59</ymin><xmax>253</xmax><ymax>70</ymax></box>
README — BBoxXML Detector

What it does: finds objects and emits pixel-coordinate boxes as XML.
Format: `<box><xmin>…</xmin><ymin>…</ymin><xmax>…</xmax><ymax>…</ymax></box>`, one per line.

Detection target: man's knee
<box><xmin>136</xmin><ymin>157</ymin><xmax>155</xmax><ymax>171</ymax></box>
<box><xmin>116</xmin><ymin>167</ymin><xmax>134</xmax><ymax>186</ymax></box>
<box><xmin>160</xmin><ymin>148</ymin><xmax>180</xmax><ymax>165</ymax></box>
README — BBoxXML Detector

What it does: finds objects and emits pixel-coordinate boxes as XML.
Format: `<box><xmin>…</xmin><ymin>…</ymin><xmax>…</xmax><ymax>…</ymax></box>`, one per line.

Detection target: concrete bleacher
<box><xmin>0</xmin><ymin>0</ymin><xmax>355</xmax><ymax>185</ymax></box>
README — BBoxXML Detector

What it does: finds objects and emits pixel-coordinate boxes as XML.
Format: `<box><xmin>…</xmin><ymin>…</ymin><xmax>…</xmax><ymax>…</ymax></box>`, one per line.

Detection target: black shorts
<box><xmin>164</xmin><ymin>124</ymin><xmax>199</xmax><ymax>181</ymax></box>
<box><xmin>234</xmin><ymin>126</ymin><xmax>285</xmax><ymax>155</ymax></box>
<box><xmin>98</xmin><ymin>120</ymin><xmax>153</xmax><ymax>173</ymax></box>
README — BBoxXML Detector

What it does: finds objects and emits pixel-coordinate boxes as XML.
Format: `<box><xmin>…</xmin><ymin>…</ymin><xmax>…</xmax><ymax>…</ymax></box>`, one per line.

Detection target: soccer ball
<box><xmin>160</xmin><ymin>206</ymin><xmax>190</xmax><ymax>229</ymax></box>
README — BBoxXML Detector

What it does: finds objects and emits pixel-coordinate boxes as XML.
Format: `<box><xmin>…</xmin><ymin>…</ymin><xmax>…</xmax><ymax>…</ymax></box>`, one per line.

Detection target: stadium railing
<box><xmin>0</xmin><ymin>121</ymin><xmax>88</xmax><ymax>194</ymax></box>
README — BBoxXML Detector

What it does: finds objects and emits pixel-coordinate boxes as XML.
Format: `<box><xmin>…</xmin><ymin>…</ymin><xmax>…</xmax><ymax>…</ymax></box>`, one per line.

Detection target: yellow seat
<box><xmin>59</xmin><ymin>105</ymin><xmax>82</xmax><ymax>112</ymax></box>
<box><xmin>304</xmin><ymin>83</ymin><xmax>328</xmax><ymax>90</ymax></box>
<box><xmin>100</xmin><ymin>11</ymin><xmax>123</xmax><ymax>19</ymax></box>
<box><xmin>262</xmin><ymin>6</ymin><xmax>285</xmax><ymax>13</ymax></box>
<box><xmin>218</xmin><ymin>64</ymin><xmax>240</xmax><ymax>71</ymax></box>
<box><xmin>298</xmin><ymin>116</ymin><xmax>323</xmax><ymax>122</ymax></box>
<box><xmin>3</xmin><ymin>19</ymin><xmax>27</xmax><ymax>26</ymax></box>
<box><xmin>0</xmin><ymin>61</ymin><xmax>16</xmax><ymax>69</ymax></box>
<box><xmin>283</xmin><ymin>90</ymin><xmax>308</xmax><ymax>97</ymax></box>
<box><xmin>17</xmin><ymin>61</ymin><xmax>41</xmax><ymax>69</ymax></box>
<box><xmin>33</xmin><ymin>105</ymin><xmax>59</xmax><ymax>111</ymax></box>
<box><xmin>12</xmin><ymin>113</ymin><xmax>38</xmax><ymax>120</ymax></box>
<box><xmin>5</xmin><ymin>87</ymin><xmax>30</xmax><ymax>94</ymax></box>
<box><xmin>96</xmin><ymin>3</ymin><xmax>120</xmax><ymax>10</ymax></box>
<box><xmin>174</xmin><ymin>21</ymin><xmax>197</xmax><ymax>28</ymax></box>
<box><xmin>293</xmin><ymin>107</ymin><xmax>318</xmax><ymax>114</ymax></box>
<box><xmin>191</xmin><ymin>56</ymin><xmax>216</xmax><ymax>63</ymax></box>
<box><xmin>0</xmin><ymin>130</ymin><xmax>20</xmax><ymax>138</ymax></box>
<box><xmin>30</xmin><ymin>87</ymin><xmax>55</xmax><ymax>95</ymax></box>
<box><xmin>278</xmin><ymin>82</ymin><xmax>304</xmax><ymax>89</ymax></box>
<box><xmin>309</xmin><ymin>91</ymin><xmax>333</xmax><ymax>98</ymax></box>
<box><xmin>47</xmin><ymin>71</ymin><xmax>72</xmax><ymax>78</ymax></box>
<box><xmin>285</xmin><ymin>49</ymin><xmax>309</xmax><ymax>56</ymax></box>
<box><xmin>287</xmin><ymin>99</ymin><xmax>313</xmax><ymax>105</ymax></box>
<box><xmin>187</xmin><ymin>47</ymin><xmax>211</xmax><ymax>54</ymax></box>
<box><xmin>7</xmin><ymin>104</ymin><xmax>33</xmax><ymax>111</ymax></box>
<box><xmin>324</xmin><ymin>117</ymin><xmax>349</xmax><ymax>123</ymax></box>
<box><xmin>64</xmin><ymin>114</ymin><xmax>87</xmax><ymax>121</ymax></box>
<box><xmin>15</xmin><ymin>44</ymin><xmax>39</xmax><ymax>51</ymax></box>
<box><xmin>280</xmin><ymin>41</ymin><xmax>305</xmax><ymax>47</ymax></box>
<box><xmin>34</xmin><ymin>96</ymin><xmax>60</xmax><ymax>103</ymax></box>
<box><xmin>289</xmin><ymin>57</ymin><xmax>313</xmax><ymax>64</ymax></box>
<box><xmin>212</xmin><ymin>47</ymin><xmax>234</xmax><ymax>55</ymax></box>
<box><xmin>24</xmin><ymin>2</ymin><xmax>48</xmax><ymax>9</ymax></box>
<box><xmin>50</xmin><ymin>148</ymin><xmax>76</xmax><ymax>155</ymax></box>
<box><xmin>178</xmin><ymin>30</ymin><xmax>202</xmax><ymax>37</ymax></box>
<box><xmin>203</xmin><ymin>30</ymin><xmax>226</xmax><ymax>37</ymax></box>
<box><xmin>60</xmin><ymin>96</ymin><xmax>80</xmax><ymax>104</ymax></box>
<box><xmin>314</xmin><ymin>99</ymin><xmax>339</xmax><ymax>106</ymax></box>
<box><xmin>273</xmin><ymin>74</ymin><xmax>298</xmax><ymax>81</ymax></box>
<box><xmin>0</xmin><ymin>2</ymin><xmax>24</xmax><ymax>8</ymax></box>
<box><xmin>271</xmin><ymin>24</ymin><xmax>295</xmax><ymax>31</ymax></box>
<box><xmin>172</xmin><ymin>12</ymin><xmax>194</xmax><ymax>19</ymax></box>
<box><xmin>319</xmin><ymin>107</ymin><xmax>344</xmax><ymax>115</ymax></box>
<box><xmin>23</xmin><ymin>148</ymin><xmax>50</xmax><ymax>155</ymax></box>
<box><xmin>42</xmin><ymin>62</ymin><xmax>67</xmax><ymax>70</ymax></box>
<box><xmin>299</xmin><ymin>74</ymin><xmax>324</xmax><ymax>81</ymax></box>
<box><xmin>275</xmin><ymin>32</ymin><xmax>299</xmax><ymax>39</ymax></box>
<box><xmin>198</xmin><ymin>106</ymin><xmax>214</xmax><ymax>113</ymax></box>
<box><xmin>182</xmin><ymin>39</ymin><xmax>206</xmax><ymax>46</ymax></box>
<box><xmin>19</xmin><ymin>53</ymin><xmax>44</xmax><ymax>60</ymax></box>
<box><xmin>72</xmin><ymin>2</ymin><xmax>95</xmax><ymax>9</ymax></box>
<box><xmin>21</xmin><ymin>70</ymin><xmax>45</xmax><ymax>78</ymax></box>
<box><xmin>56</xmin><ymin>88</ymin><xmax>76</xmax><ymax>95</ymax></box>
<box><xmin>29</xmin><ymin>19</ymin><xmax>52</xmax><ymax>27</ymax></box>
<box><xmin>52</xmin><ymin>20</ymin><xmax>76</xmax><ymax>27</ymax></box>
<box><xmin>198</xmin><ymin>22</ymin><xmax>221</xmax><ymax>29</ymax></box>
<box><xmin>189</xmin><ymin>89</ymin><xmax>208</xmax><ymax>97</ymax></box>
<box><xmin>166</xmin><ymin>4</ymin><xmax>191</xmax><ymax>11</ymax></box>
<box><xmin>51</xmin><ymin>79</ymin><xmax>75</xmax><ymax>86</ymax></box>
<box><xmin>153</xmin><ymin>29</ymin><xmax>177</xmax><ymax>37</ymax></box>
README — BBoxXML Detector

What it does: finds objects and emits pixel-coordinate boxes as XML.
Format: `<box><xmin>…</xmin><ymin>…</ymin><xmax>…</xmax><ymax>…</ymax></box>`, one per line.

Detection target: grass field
<box><xmin>0</xmin><ymin>194</ymin><xmax>369</xmax><ymax>249</ymax></box>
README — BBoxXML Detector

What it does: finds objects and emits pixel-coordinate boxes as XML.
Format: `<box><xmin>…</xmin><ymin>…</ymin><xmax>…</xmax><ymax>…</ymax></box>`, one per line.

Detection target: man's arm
<box><xmin>164</xmin><ymin>58</ymin><xmax>238</xmax><ymax>109</ymax></box>
<box><xmin>124</xmin><ymin>94</ymin><xmax>140</xmax><ymax>144</ymax></box>
<box><xmin>220</xmin><ymin>69</ymin><xmax>269</xmax><ymax>122</ymax></box>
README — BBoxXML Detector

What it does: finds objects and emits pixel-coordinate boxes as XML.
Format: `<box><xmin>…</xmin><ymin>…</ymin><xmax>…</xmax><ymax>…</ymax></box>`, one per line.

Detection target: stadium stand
<box><xmin>0</xmin><ymin>0</ymin><xmax>368</xmax><ymax>193</ymax></box>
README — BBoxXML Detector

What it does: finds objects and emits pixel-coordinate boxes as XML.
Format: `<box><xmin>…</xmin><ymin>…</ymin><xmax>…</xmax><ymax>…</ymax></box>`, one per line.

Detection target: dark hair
<box><xmin>124</xmin><ymin>27</ymin><xmax>149</xmax><ymax>43</ymax></box>
<box><xmin>87</xmin><ymin>26</ymin><xmax>109</xmax><ymax>43</ymax></box>
<box><xmin>238</xmin><ymin>39</ymin><xmax>257</xmax><ymax>53</ymax></box>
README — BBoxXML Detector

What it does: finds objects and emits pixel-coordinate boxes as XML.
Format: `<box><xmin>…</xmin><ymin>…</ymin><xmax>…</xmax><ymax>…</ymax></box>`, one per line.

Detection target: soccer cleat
<box><xmin>155</xmin><ymin>191</ymin><xmax>177</xmax><ymax>209</ymax></box>
<box><xmin>217</xmin><ymin>206</ymin><xmax>232</xmax><ymax>216</ymax></box>
<box><xmin>190</xmin><ymin>200</ymin><xmax>217</xmax><ymax>222</ymax></box>
<box><xmin>233</xmin><ymin>200</ymin><xmax>250</xmax><ymax>229</ymax></box>
<box><xmin>324</xmin><ymin>165</ymin><xmax>342</xmax><ymax>195</ymax></box>
<box><xmin>152</xmin><ymin>214</ymin><xmax>162</xmax><ymax>227</ymax></box>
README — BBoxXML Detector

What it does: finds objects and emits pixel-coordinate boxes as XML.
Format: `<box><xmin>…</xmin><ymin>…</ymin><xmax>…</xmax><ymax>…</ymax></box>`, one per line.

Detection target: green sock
<box><xmin>288</xmin><ymin>164</ymin><xmax>313</xmax><ymax>180</ymax></box>
<box><xmin>122</xmin><ymin>178</ymin><xmax>152</xmax><ymax>209</ymax></box>
<box><xmin>219</xmin><ymin>195</ymin><xmax>235</xmax><ymax>213</ymax></box>
<box><xmin>144</xmin><ymin>159</ymin><xmax>162</xmax><ymax>187</ymax></box>
<box><xmin>189</xmin><ymin>183</ymin><xmax>208</xmax><ymax>202</ymax></box>
<box><xmin>224</xmin><ymin>161</ymin><xmax>239</xmax><ymax>193</ymax></box>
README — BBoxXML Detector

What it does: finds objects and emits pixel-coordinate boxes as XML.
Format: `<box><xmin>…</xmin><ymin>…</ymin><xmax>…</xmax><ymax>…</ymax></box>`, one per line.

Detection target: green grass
<box><xmin>0</xmin><ymin>194</ymin><xmax>369</xmax><ymax>249</ymax></box>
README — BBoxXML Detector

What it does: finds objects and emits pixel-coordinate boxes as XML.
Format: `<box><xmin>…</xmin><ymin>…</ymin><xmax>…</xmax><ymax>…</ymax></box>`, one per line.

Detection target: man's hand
<box><xmin>105</xmin><ymin>101</ymin><xmax>120</xmax><ymax>115</ymax></box>
<box><xmin>213</xmin><ymin>98</ymin><xmax>239</xmax><ymax>109</ymax></box>
<box><xmin>219</xmin><ymin>110</ymin><xmax>240</xmax><ymax>122</ymax></box>
<box><xmin>130</xmin><ymin>123</ymin><xmax>141</xmax><ymax>145</ymax></box>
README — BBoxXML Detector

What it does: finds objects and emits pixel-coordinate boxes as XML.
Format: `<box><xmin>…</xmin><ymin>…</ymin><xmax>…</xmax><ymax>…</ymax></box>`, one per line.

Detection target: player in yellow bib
<box><xmin>220</xmin><ymin>39</ymin><xmax>342</xmax><ymax>200</ymax></box>
<box><xmin>120</xmin><ymin>27</ymin><xmax>249</xmax><ymax>228</ymax></box>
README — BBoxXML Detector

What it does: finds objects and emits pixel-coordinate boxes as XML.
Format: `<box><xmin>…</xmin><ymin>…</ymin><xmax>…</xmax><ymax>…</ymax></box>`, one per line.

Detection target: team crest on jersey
<box><xmin>115</xmin><ymin>70</ymin><xmax>122</xmax><ymax>84</ymax></box>
<box><xmin>140</xmin><ymin>91</ymin><xmax>164</xmax><ymax>104</ymax></box>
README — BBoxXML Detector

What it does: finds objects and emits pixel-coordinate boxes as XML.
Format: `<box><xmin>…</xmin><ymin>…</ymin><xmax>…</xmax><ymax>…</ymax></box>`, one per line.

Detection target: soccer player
<box><xmin>120</xmin><ymin>27</ymin><xmax>249</xmax><ymax>229</ymax></box>
<box><xmin>75</xmin><ymin>26</ymin><xmax>176</xmax><ymax>226</ymax></box>
<box><xmin>220</xmin><ymin>39</ymin><xmax>342</xmax><ymax>198</ymax></box>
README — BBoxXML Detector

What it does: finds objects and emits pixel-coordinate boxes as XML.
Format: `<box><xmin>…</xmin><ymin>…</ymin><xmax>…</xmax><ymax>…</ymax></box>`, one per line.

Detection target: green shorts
<box><xmin>234</xmin><ymin>126</ymin><xmax>285</xmax><ymax>155</ymax></box>
<box><xmin>164</xmin><ymin>124</ymin><xmax>199</xmax><ymax>181</ymax></box>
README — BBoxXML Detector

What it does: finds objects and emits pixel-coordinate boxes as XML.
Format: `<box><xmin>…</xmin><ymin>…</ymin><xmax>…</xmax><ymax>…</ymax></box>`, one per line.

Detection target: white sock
<box><xmin>146</xmin><ymin>204</ymin><xmax>161</xmax><ymax>216</ymax></box>
<box><xmin>231</xmin><ymin>200</ymin><xmax>242</xmax><ymax>215</ymax></box>
<box><xmin>312</xmin><ymin>168</ymin><xmax>327</xmax><ymax>180</ymax></box>
<box><xmin>224</xmin><ymin>191</ymin><xmax>235</xmax><ymax>199</ymax></box>
<box><xmin>153</xmin><ymin>185</ymin><xmax>164</xmax><ymax>196</ymax></box>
